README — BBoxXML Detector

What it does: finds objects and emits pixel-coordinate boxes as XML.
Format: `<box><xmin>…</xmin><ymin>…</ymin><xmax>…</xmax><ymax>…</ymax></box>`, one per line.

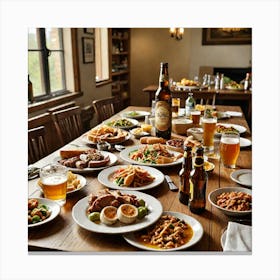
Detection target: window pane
<box><xmin>49</xmin><ymin>51</ymin><xmax>64</xmax><ymax>92</ymax></box>
<box><xmin>28</xmin><ymin>51</ymin><xmax>44</xmax><ymax>96</ymax></box>
<box><xmin>46</xmin><ymin>28</ymin><xmax>62</xmax><ymax>50</ymax></box>
<box><xmin>28</xmin><ymin>28</ymin><xmax>39</xmax><ymax>49</ymax></box>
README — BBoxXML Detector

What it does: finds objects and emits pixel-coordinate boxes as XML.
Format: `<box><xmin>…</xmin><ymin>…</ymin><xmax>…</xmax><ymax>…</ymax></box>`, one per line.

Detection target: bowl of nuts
<box><xmin>208</xmin><ymin>186</ymin><xmax>252</xmax><ymax>217</ymax></box>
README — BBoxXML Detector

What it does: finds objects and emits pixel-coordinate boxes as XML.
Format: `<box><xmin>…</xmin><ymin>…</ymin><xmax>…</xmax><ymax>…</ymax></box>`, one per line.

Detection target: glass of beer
<box><xmin>190</xmin><ymin>110</ymin><xmax>201</xmax><ymax>126</ymax></box>
<box><xmin>40</xmin><ymin>164</ymin><xmax>68</xmax><ymax>206</ymax></box>
<box><xmin>172</xmin><ymin>98</ymin><xmax>180</xmax><ymax>116</ymax></box>
<box><xmin>220</xmin><ymin>132</ymin><xmax>240</xmax><ymax>168</ymax></box>
<box><xmin>202</xmin><ymin>116</ymin><xmax>217</xmax><ymax>152</ymax></box>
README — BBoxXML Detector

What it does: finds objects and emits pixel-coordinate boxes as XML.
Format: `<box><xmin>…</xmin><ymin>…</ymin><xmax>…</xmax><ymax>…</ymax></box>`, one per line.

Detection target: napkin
<box><xmin>225</xmin><ymin>111</ymin><xmax>243</xmax><ymax>117</ymax></box>
<box><xmin>223</xmin><ymin>222</ymin><xmax>252</xmax><ymax>252</ymax></box>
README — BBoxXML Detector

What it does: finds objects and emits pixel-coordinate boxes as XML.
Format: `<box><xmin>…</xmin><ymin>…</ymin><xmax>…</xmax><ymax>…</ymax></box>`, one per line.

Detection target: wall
<box><xmin>130</xmin><ymin>28</ymin><xmax>252</xmax><ymax>106</ymax></box>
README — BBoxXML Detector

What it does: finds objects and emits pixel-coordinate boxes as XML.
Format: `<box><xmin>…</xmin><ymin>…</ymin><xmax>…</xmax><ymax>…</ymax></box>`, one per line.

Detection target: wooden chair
<box><xmin>92</xmin><ymin>96</ymin><xmax>121</xmax><ymax>123</ymax></box>
<box><xmin>28</xmin><ymin>126</ymin><xmax>49</xmax><ymax>164</ymax></box>
<box><xmin>47</xmin><ymin>101</ymin><xmax>76</xmax><ymax>114</ymax></box>
<box><xmin>52</xmin><ymin>106</ymin><xmax>83</xmax><ymax>146</ymax></box>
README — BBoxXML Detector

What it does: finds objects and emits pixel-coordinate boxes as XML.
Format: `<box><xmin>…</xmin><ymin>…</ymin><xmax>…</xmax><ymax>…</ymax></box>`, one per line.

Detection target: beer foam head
<box><xmin>221</xmin><ymin>137</ymin><xmax>239</xmax><ymax>144</ymax></box>
<box><xmin>42</xmin><ymin>175</ymin><xmax>67</xmax><ymax>185</ymax></box>
<box><xmin>202</xmin><ymin>117</ymin><xmax>217</xmax><ymax>124</ymax></box>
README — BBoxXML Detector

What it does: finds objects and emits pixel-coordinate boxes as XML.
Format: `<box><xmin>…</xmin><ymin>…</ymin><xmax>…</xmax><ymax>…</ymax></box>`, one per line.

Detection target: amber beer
<box><xmin>40</xmin><ymin>164</ymin><xmax>68</xmax><ymax>206</ymax></box>
<box><xmin>190</xmin><ymin>110</ymin><xmax>201</xmax><ymax>125</ymax></box>
<box><xmin>155</xmin><ymin>62</ymin><xmax>172</xmax><ymax>140</ymax></box>
<box><xmin>220</xmin><ymin>133</ymin><xmax>240</xmax><ymax>168</ymax></box>
<box><xmin>202</xmin><ymin>117</ymin><xmax>217</xmax><ymax>151</ymax></box>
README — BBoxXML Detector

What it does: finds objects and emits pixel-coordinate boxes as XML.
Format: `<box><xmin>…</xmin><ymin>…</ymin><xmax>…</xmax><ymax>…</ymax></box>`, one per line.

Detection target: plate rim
<box><xmin>119</xmin><ymin>145</ymin><xmax>183</xmax><ymax>167</ymax></box>
<box><xmin>97</xmin><ymin>164</ymin><xmax>165</xmax><ymax>191</ymax></box>
<box><xmin>28</xmin><ymin>197</ymin><xmax>60</xmax><ymax>228</ymax></box>
<box><xmin>216</xmin><ymin>122</ymin><xmax>247</xmax><ymax>134</ymax></box>
<box><xmin>105</xmin><ymin>117</ymin><xmax>139</xmax><ymax>130</ymax></box>
<box><xmin>121</xmin><ymin>111</ymin><xmax>151</xmax><ymax>119</ymax></box>
<box><xmin>54</xmin><ymin>151</ymin><xmax>118</xmax><ymax>173</ymax></box>
<box><xmin>230</xmin><ymin>169</ymin><xmax>252</xmax><ymax>187</ymax></box>
<box><xmin>122</xmin><ymin>211</ymin><xmax>204</xmax><ymax>251</ymax></box>
<box><xmin>72</xmin><ymin>190</ymin><xmax>163</xmax><ymax>234</ymax></box>
<box><xmin>240</xmin><ymin>137</ymin><xmax>252</xmax><ymax>148</ymax></box>
<box><xmin>82</xmin><ymin>131</ymin><xmax>131</xmax><ymax>145</ymax></box>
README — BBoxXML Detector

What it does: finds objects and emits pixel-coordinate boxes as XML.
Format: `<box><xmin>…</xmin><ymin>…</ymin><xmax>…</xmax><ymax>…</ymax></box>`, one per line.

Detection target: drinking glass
<box><xmin>220</xmin><ymin>132</ymin><xmax>240</xmax><ymax>168</ymax></box>
<box><xmin>172</xmin><ymin>98</ymin><xmax>180</xmax><ymax>116</ymax></box>
<box><xmin>190</xmin><ymin>110</ymin><xmax>201</xmax><ymax>126</ymax></box>
<box><xmin>202</xmin><ymin>116</ymin><xmax>217</xmax><ymax>153</ymax></box>
<box><xmin>40</xmin><ymin>164</ymin><xmax>68</xmax><ymax>206</ymax></box>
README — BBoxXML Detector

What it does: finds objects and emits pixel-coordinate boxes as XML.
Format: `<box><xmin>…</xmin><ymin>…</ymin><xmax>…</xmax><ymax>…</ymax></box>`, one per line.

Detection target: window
<box><xmin>28</xmin><ymin>28</ymin><xmax>67</xmax><ymax>100</ymax></box>
<box><xmin>95</xmin><ymin>28</ymin><xmax>109</xmax><ymax>83</ymax></box>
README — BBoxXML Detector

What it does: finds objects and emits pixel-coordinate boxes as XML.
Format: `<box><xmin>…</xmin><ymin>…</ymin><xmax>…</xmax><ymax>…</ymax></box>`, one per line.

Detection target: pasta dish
<box><xmin>113</xmin><ymin>165</ymin><xmax>155</xmax><ymax>188</ymax></box>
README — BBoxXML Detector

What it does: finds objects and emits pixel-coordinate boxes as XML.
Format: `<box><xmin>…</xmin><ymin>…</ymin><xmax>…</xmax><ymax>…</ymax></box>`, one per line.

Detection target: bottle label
<box><xmin>155</xmin><ymin>101</ymin><xmax>171</xmax><ymax>131</ymax></box>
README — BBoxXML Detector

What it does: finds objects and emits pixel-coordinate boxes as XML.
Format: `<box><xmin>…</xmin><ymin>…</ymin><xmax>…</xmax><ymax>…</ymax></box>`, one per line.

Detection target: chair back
<box><xmin>28</xmin><ymin>126</ymin><xmax>49</xmax><ymax>164</ymax></box>
<box><xmin>52</xmin><ymin>106</ymin><xmax>83</xmax><ymax>146</ymax></box>
<box><xmin>47</xmin><ymin>101</ymin><xmax>76</xmax><ymax>114</ymax></box>
<box><xmin>92</xmin><ymin>96</ymin><xmax>120</xmax><ymax>123</ymax></box>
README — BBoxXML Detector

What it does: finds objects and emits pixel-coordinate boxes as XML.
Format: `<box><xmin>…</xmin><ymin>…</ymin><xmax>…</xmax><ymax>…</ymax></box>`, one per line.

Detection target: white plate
<box><xmin>72</xmin><ymin>190</ymin><xmax>163</xmax><ymax>234</ymax></box>
<box><xmin>54</xmin><ymin>151</ymin><xmax>118</xmax><ymax>173</ymax></box>
<box><xmin>129</xmin><ymin>128</ymin><xmax>150</xmax><ymax>139</ymax></box>
<box><xmin>123</xmin><ymin>211</ymin><xmax>204</xmax><ymax>251</ymax></box>
<box><xmin>225</xmin><ymin>111</ymin><xmax>243</xmax><ymax>117</ymax></box>
<box><xmin>240</xmin><ymin>138</ymin><xmax>252</xmax><ymax>148</ymax></box>
<box><xmin>176</xmin><ymin>85</ymin><xmax>200</xmax><ymax>90</ymax></box>
<box><xmin>216</xmin><ymin>123</ymin><xmax>247</xmax><ymax>135</ymax></box>
<box><xmin>37</xmin><ymin>174</ymin><xmax>87</xmax><ymax>195</ymax></box>
<box><xmin>28</xmin><ymin>198</ymin><xmax>60</xmax><ymax>228</ymax></box>
<box><xmin>230</xmin><ymin>169</ymin><xmax>252</xmax><ymax>187</ymax></box>
<box><xmin>121</xmin><ymin>111</ymin><xmax>151</xmax><ymax>120</ymax></box>
<box><xmin>97</xmin><ymin>165</ymin><xmax>165</xmax><ymax>191</ymax></box>
<box><xmin>119</xmin><ymin>145</ymin><xmax>183</xmax><ymax>167</ymax></box>
<box><xmin>105</xmin><ymin>118</ymin><xmax>139</xmax><ymax>130</ymax></box>
<box><xmin>81</xmin><ymin>132</ymin><xmax>131</xmax><ymax>145</ymax></box>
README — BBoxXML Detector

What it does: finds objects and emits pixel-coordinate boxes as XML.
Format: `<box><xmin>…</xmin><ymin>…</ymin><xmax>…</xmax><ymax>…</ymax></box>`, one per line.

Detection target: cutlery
<box><xmin>165</xmin><ymin>175</ymin><xmax>179</xmax><ymax>192</ymax></box>
<box><xmin>115</xmin><ymin>144</ymin><xmax>125</xmax><ymax>152</ymax></box>
<box><xmin>28</xmin><ymin>166</ymin><xmax>40</xmax><ymax>180</ymax></box>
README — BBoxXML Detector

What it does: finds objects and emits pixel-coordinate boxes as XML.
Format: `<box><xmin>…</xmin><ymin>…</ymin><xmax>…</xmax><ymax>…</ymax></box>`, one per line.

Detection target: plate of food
<box><xmin>54</xmin><ymin>148</ymin><xmax>118</xmax><ymax>173</ymax></box>
<box><xmin>28</xmin><ymin>198</ymin><xmax>60</xmax><ymax>228</ymax></box>
<box><xmin>83</xmin><ymin>125</ymin><xmax>131</xmax><ymax>144</ymax></box>
<box><xmin>119</xmin><ymin>144</ymin><xmax>183</xmax><ymax>167</ymax></box>
<box><xmin>129</xmin><ymin>127</ymin><xmax>150</xmax><ymax>139</ymax></box>
<box><xmin>230</xmin><ymin>169</ymin><xmax>252</xmax><ymax>187</ymax></box>
<box><xmin>216</xmin><ymin>123</ymin><xmax>247</xmax><ymax>135</ymax></box>
<box><xmin>166</xmin><ymin>138</ymin><xmax>184</xmax><ymax>153</ymax></box>
<box><xmin>37</xmin><ymin>171</ymin><xmax>87</xmax><ymax>195</ymax></box>
<box><xmin>204</xmin><ymin>161</ymin><xmax>215</xmax><ymax>172</ymax></box>
<box><xmin>123</xmin><ymin>211</ymin><xmax>203</xmax><ymax>251</ymax></box>
<box><xmin>105</xmin><ymin>118</ymin><xmax>139</xmax><ymax>130</ymax></box>
<box><xmin>97</xmin><ymin>165</ymin><xmax>164</xmax><ymax>191</ymax></box>
<box><xmin>72</xmin><ymin>189</ymin><xmax>163</xmax><ymax>234</ymax></box>
<box><xmin>120</xmin><ymin>111</ymin><xmax>150</xmax><ymax>119</ymax></box>
<box><xmin>208</xmin><ymin>186</ymin><xmax>252</xmax><ymax>217</ymax></box>
<box><xmin>225</xmin><ymin>81</ymin><xmax>244</xmax><ymax>91</ymax></box>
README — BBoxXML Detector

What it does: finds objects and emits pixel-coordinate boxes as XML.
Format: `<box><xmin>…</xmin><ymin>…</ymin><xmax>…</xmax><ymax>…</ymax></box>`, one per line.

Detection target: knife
<box><xmin>165</xmin><ymin>175</ymin><xmax>179</xmax><ymax>192</ymax></box>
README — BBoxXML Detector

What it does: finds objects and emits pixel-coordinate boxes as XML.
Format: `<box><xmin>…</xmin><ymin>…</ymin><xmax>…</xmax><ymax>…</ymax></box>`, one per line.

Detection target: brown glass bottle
<box><xmin>155</xmin><ymin>62</ymin><xmax>172</xmax><ymax>140</ymax></box>
<box><xmin>189</xmin><ymin>147</ymin><xmax>208</xmax><ymax>214</ymax></box>
<box><xmin>28</xmin><ymin>75</ymin><xmax>34</xmax><ymax>103</ymax></box>
<box><xmin>179</xmin><ymin>145</ymin><xmax>193</xmax><ymax>205</ymax></box>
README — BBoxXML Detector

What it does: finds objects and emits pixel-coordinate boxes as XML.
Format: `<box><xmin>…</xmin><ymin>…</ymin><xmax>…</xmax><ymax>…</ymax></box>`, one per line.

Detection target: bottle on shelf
<box><xmin>214</xmin><ymin>72</ymin><xmax>220</xmax><ymax>90</ymax></box>
<box><xmin>28</xmin><ymin>74</ymin><xmax>34</xmax><ymax>104</ymax></box>
<box><xmin>244</xmin><ymin>73</ymin><xmax>250</xmax><ymax>90</ymax></box>
<box><xmin>185</xmin><ymin>92</ymin><xmax>196</xmax><ymax>118</ymax></box>
<box><xmin>219</xmin><ymin>73</ymin><xmax>224</xmax><ymax>90</ymax></box>
<box><xmin>154</xmin><ymin>62</ymin><xmax>172</xmax><ymax>140</ymax></box>
<box><xmin>179</xmin><ymin>145</ymin><xmax>193</xmax><ymax>205</ymax></box>
<box><xmin>189</xmin><ymin>147</ymin><xmax>208</xmax><ymax>214</ymax></box>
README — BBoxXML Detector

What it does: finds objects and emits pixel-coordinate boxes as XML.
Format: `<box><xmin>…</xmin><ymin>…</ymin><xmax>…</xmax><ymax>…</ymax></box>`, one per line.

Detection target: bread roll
<box><xmin>140</xmin><ymin>137</ymin><xmax>166</xmax><ymax>144</ymax></box>
<box><xmin>59</xmin><ymin>149</ymin><xmax>88</xmax><ymax>159</ymax></box>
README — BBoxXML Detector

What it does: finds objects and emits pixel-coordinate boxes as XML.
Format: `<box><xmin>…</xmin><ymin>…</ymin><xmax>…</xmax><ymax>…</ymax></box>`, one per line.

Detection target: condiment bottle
<box><xmin>219</xmin><ymin>73</ymin><xmax>224</xmax><ymax>90</ymax></box>
<box><xmin>179</xmin><ymin>145</ymin><xmax>193</xmax><ymax>205</ymax></box>
<box><xmin>185</xmin><ymin>92</ymin><xmax>196</xmax><ymax>118</ymax></box>
<box><xmin>28</xmin><ymin>74</ymin><xmax>34</xmax><ymax>103</ymax></box>
<box><xmin>189</xmin><ymin>147</ymin><xmax>208</xmax><ymax>214</ymax></box>
<box><xmin>214</xmin><ymin>72</ymin><xmax>220</xmax><ymax>90</ymax></box>
<box><xmin>244</xmin><ymin>73</ymin><xmax>250</xmax><ymax>90</ymax></box>
<box><xmin>155</xmin><ymin>62</ymin><xmax>172</xmax><ymax>140</ymax></box>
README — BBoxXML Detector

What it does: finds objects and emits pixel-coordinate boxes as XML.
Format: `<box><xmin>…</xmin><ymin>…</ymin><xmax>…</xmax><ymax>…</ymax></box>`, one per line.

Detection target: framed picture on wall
<box><xmin>82</xmin><ymin>37</ymin><xmax>94</xmax><ymax>63</ymax></box>
<box><xmin>84</xmin><ymin>28</ymin><xmax>94</xmax><ymax>34</ymax></box>
<box><xmin>202</xmin><ymin>28</ymin><xmax>252</xmax><ymax>45</ymax></box>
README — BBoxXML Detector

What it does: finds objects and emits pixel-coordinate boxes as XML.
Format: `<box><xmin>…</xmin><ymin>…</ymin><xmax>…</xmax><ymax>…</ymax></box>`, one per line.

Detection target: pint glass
<box><xmin>202</xmin><ymin>116</ymin><xmax>217</xmax><ymax>152</ymax></box>
<box><xmin>220</xmin><ymin>132</ymin><xmax>240</xmax><ymax>168</ymax></box>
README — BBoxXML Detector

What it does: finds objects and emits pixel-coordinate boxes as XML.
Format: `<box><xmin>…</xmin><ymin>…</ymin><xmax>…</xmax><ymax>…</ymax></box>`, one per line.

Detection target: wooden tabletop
<box><xmin>28</xmin><ymin>105</ymin><xmax>252</xmax><ymax>252</ymax></box>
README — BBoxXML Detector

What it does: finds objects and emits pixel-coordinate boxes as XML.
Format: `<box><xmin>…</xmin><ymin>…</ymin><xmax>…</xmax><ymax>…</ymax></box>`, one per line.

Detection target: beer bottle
<box><xmin>189</xmin><ymin>147</ymin><xmax>208</xmax><ymax>214</ymax></box>
<box><xmin>185</xmin><ymin>92</ymin><xmax>196</xmax><ymax>118</ymax></box>
<box><xmin>155</xmin><ymin>62</ymin><xmax>172</xmax><ymax>140</ymax></box>
<box><xmin>179</xmin><ymin>145</ymin><xmax>193</xmax><ymax>205</ymax></box>
<box><xmin>28</xmin><ymin>74</ymin><xmax>34</xmax><ymax>104</ymax></box>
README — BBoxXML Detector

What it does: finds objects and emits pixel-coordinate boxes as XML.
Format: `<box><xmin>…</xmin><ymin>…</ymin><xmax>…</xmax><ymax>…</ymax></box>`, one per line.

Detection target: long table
<box><xmin>28</xmin><ymin>105</ymin><xmax>252</xmax><ymax>252</ymax></box>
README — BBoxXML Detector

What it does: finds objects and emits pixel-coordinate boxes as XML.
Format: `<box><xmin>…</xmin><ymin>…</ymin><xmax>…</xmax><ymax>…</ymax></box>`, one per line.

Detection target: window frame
<box><xmin>28</xmin><ymin>28</ymin><xmax>68</xmax><ymax>102</ymax></box>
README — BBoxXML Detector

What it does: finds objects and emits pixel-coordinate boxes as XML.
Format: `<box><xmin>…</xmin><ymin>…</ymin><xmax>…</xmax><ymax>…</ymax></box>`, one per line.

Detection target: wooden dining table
<box><xmin>28</xmin><ymin>105</ymin><xmax>252</xmax><ymax>252</ymax></box>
